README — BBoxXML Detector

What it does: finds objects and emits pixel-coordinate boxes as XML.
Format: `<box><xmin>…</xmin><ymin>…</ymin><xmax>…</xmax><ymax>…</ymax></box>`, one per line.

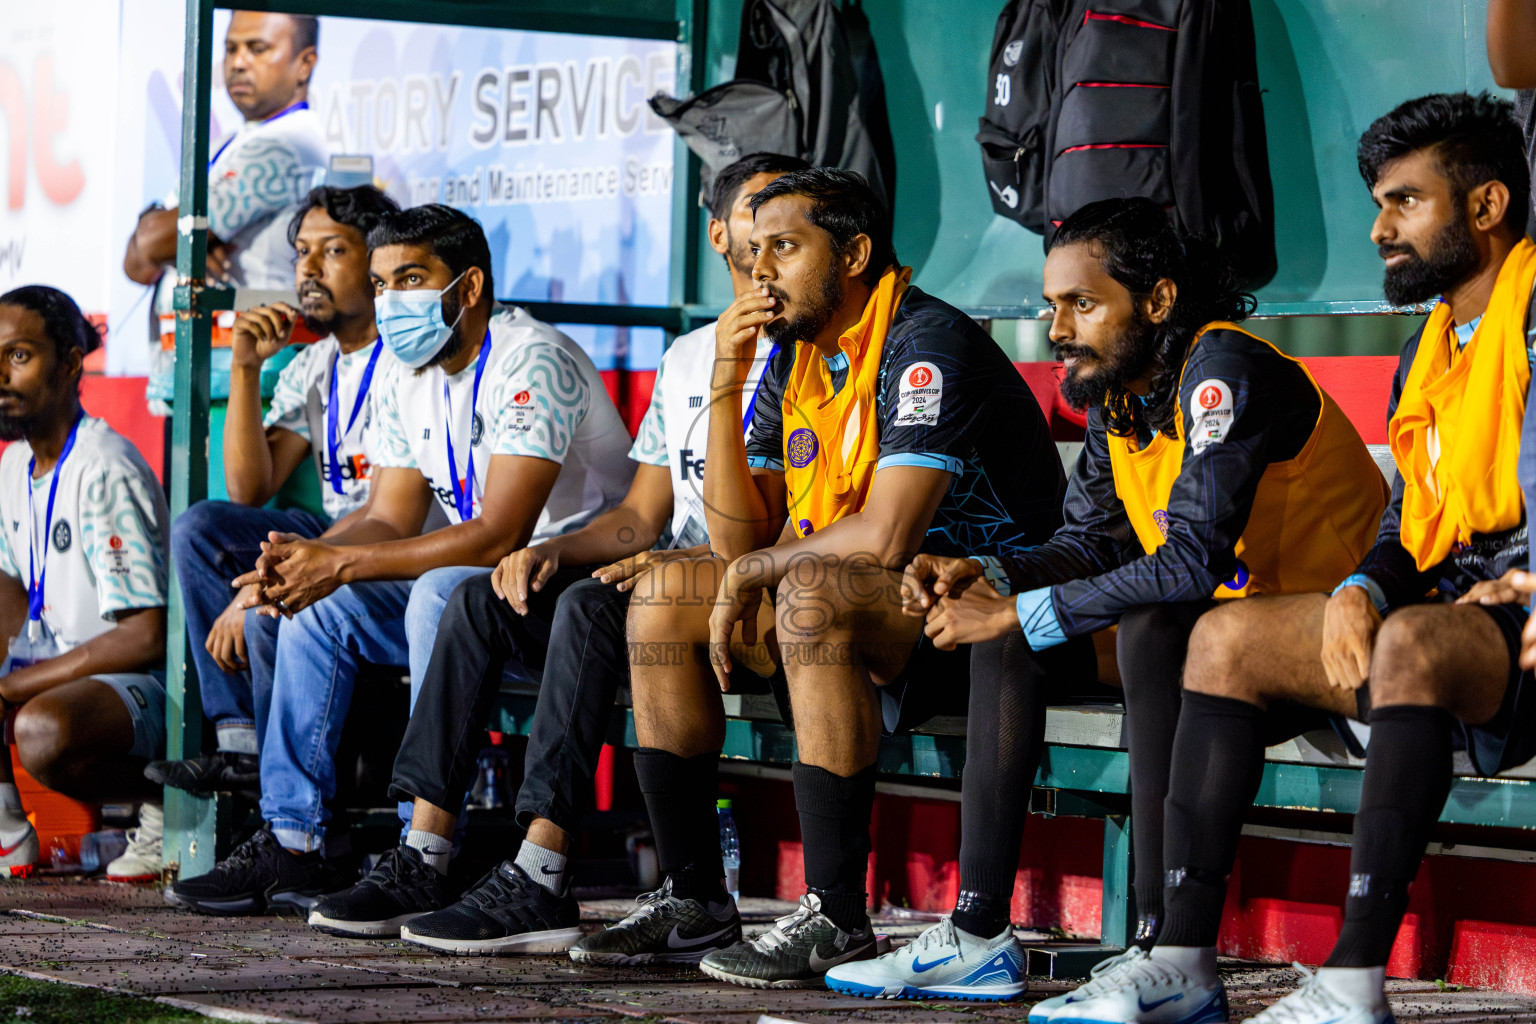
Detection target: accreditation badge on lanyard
<box><xmin>444</xmin><ymin>332</ymin><xmax>492</xmax><ymax>522</ymax></box>
<box><xmin>208</xmin><ymin>100</ymin><xmax>310</xmax><ymax>169</ymax></box>
<box><xmin>326</xmin><ymin>342</ymin><xmax>382</xmax><ymax>496</ymax></box>
<box><xmin>7</xmin><ymin>415</ymin><xmax>82</xmax><ymax>671</ymax></box>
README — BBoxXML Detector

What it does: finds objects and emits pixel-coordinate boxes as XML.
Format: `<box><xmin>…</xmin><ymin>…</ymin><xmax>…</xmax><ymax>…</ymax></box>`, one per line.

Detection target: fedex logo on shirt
<box><xmin>678</xmin><ymin>449</ymin><xmax>706</xmax><ymax>482</ymax></box>
<box><xmin>320</xmin><ymin>453</ymin><xmax>372</xmax><ymax>483</ymax></box>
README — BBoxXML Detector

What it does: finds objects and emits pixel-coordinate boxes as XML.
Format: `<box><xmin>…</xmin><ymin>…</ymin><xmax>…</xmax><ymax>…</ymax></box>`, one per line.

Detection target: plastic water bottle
<box><xmin>717</xmin><ymin>798</ymin><xmax>741</xmax><ymax>905</ymax></box>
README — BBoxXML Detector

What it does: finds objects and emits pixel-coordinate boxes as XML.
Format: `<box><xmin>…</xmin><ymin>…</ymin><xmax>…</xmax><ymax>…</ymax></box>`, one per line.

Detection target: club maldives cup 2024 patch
<box><xmin>895</xmin><ymin>362</ymin><xmax>943</xmax><ymax>426</ymax></box>
<box><xmin>1189</xmin><ymin>378</ymin><xmax>1235</xmax><ymax>454</ymax></box>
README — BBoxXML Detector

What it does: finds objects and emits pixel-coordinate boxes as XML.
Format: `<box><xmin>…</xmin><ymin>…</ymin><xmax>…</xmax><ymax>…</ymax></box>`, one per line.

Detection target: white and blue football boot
<box><xmin>1047</xmin><ymin>950</ymin><xmax>1227</xmax><ymax>1024</ymax></box>
<box><xmin>823</xmin><ymin>916</ymin><xmax>1027</xmax><ymax>1002</ymax></box>
<box><xmin>1028</xmin><ymin>947</ymin><xmax>1153</xmax><ymax>1022</ymax></box>
<box><xmin>1246</xmin><ymin>965</ymin><xmax>1394</xmax><ymax>1024</ymax></box>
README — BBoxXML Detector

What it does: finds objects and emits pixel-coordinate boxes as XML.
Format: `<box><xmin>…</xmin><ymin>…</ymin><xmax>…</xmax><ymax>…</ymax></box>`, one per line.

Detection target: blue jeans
<box><xmin>259</xmin><ymin>566</ymin><xmax>490</xmax><ymax>852</ymax></box>
<box><xmin>170</xmin><ymin>501</ymin><xmax>328</xmax><ymax>754</ymax></box>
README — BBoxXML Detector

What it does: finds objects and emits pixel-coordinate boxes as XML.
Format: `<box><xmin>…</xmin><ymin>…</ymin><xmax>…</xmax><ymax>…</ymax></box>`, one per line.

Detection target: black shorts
<box><xmin>731</xmin><ymin>633</ymin><xmax>972</xmax><ymax>737</ymax></box>
<box><xmin>1277</xmin><ymin>598</ymin><xmax>1536</xmax><ymax>777</ymax></box>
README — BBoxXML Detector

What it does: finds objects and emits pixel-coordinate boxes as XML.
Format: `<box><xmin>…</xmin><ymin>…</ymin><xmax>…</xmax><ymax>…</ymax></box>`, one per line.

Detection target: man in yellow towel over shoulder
<box><xmin>568</xmin><ymin>168</ymin><xmax>1066</xmax><ymax>988</ymax></box>
<box><xmin>1036</xmin><ymin>92</ymin><xmax>1536</xmax><ymax>1024</ymax></box>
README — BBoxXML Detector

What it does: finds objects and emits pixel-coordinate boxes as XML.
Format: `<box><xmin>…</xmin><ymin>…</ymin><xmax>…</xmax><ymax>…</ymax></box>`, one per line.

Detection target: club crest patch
<box><xmin>51</xmin><ymin>520</ymin><xmax>71</xmax><ymax>553</ymax></box>
<box><xmin>470</xmin><ymin>412</ymin><xmax>485</xmax><ymax>447</ymax></box>
<box><xmin>787</xmin><ymin>428</ymin><xmax>819</xmax><ymax>468</ymax></box>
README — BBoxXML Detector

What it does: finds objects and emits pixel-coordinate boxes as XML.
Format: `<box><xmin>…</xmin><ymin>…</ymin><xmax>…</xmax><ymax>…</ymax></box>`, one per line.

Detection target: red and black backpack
<box><xmin>978</xmin><ymin>0</ymin><xmax>1276</xmax><ymax>288</ymax></box>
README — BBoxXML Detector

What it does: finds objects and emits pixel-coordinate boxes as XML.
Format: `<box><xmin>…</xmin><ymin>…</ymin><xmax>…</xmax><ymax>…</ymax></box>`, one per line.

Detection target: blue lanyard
<box><xmin>26</xmin><ymin>415</ymin><xmax>82</xmax><ymax>625</ymax></box>
<box><xmin>742</xmin><ymin>342</ymin><xmax>779</xmax><ymax>435</ymax></box>
<box><xmin>209</xmin><ymin>100</ymin><xmax>310</xmax><ymax>168</ymax></box>
<box><xmin>325</xmin><ymin>341</ymin><xmax>382</xmax><ymax>496</ymax></box>
<box><xmin>444</xmin><ymin>332</ymin><xmax>492</xmax><ymax>521</ymax></box>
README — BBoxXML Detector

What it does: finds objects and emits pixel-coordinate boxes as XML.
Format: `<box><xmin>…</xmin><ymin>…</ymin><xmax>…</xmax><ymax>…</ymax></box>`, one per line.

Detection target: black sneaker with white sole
<box><xmin>166</xmin><ymin>828</ymin><xmax>352</xmax><ymax>916</ymax></box>
<box><xmin>569</xmin><ymin>877</ymin><xmax>741</xmax><ymax>965</ymax></box>
<box><xmin>699</xmin><ymin>892</ymin><xmax>885</xmax><ymax>989</ymax></box>
<box><xmin>145</xmin><ymin>750</ymin><xmax>260</xmax><ymax>798</ymax></box>
<box><xmin>308</xmin><ymin>845</ymin><xmax>454</xmax><ymax>937</ymax></box>
<box><xmin>400</xmin><ymin>860</ymin><xmax>582</xmax><ymax>955</ymax></box>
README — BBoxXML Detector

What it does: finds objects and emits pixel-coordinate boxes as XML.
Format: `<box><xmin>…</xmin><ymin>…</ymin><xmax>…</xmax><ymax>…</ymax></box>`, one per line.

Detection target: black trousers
<box><xmin>388</xmin><ymin>567</ymin><xmax>627</xmax><ymax>834</ymax></box>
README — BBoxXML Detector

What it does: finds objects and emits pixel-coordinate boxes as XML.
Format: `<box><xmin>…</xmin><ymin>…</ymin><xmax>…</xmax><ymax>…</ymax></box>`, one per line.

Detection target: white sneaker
<box><xmin>1045</xmin><ymin>951</ymin><xmax>1227</xmax><ymax>1024</ymax></box>
<box><xmin>1247</xmin><ymin>965</ymin><xmax>1394</xmax><ymax>1024</ymax></box>
<box><xmin>0</xmin><ymin>821</ymin><xmax>38</xmax><ymax>878</ymax></box>
<box><xmin>1029</xmin><ymin>947</ymin><xmax>1153</xmax><ymax>1022</ymax></box>
<box><xmin>106</xmin><ymin>803</ymin><xmax>162</xmax><ymax>883</ymax></box>
<box><xmin>824</xmin><ymin>916</ymin><xmax>1027</xmax><ymax>1002</ymax></box>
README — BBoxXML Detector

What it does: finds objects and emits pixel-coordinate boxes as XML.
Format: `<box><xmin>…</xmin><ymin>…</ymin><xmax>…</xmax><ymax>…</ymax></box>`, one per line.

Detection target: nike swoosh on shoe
<box><xmin>807</xmin><ymin>945</ymin><xmax>867</xmax><ymax>973</ymax></box>
<box><xmin>1138</xmin><ymin>992</ymin><xmax>1184</xmax><ymax>1012</ymax></box>
<box><xmin>667</xmin><ymin>922</ymin><xmax>736</xmax><ymax>949</ymax></box>
<box><xmin>912</xmin><ymin>954</ymin><xmax>956</xmax><ymax>973</ymax></box>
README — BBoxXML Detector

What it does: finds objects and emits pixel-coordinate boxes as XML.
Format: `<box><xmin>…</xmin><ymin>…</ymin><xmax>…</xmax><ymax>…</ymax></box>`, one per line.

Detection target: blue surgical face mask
<box><xmin>374</xmin><ymin>271</ymin><xmax>467</xmax><ymax>369</ymax></box>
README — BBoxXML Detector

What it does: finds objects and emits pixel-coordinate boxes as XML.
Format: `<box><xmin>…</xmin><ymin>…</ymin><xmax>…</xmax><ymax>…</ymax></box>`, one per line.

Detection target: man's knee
<box><xmin>1183</xmin><ymin>603</ymin><xmax>1262</xmax><ymax>697</ymax></box>
<box><xmin>407</xmin><ymin>568</ymin><xmax>480</xmax><ymax>642</ymax></box>
<box><xmin>626</xmin><ymin>558</ymin><xmax>715</xmax><ymax>642</ymax></box>
<box><xmin>1370</xmin><ymin>608</ymin><xmax>1459</xmax><ymax>708</ymax></box>
<box><xmin>13</xmin><ymin>702</ymin><xmax>70</xmax><ymax>784</ymax></box>
<box><xmin>774</xmin><ymin>557</ymin><xmax>894</xmax><ymax>642</ymax></box>
<box><xmin>170</xmin><ymin>499</ymin><xmax>233</xmax><ymax>563</ymax></box>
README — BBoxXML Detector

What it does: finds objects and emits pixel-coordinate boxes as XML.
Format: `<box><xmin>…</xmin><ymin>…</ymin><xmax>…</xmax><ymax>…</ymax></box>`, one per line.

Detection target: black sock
<box><xmin>953</xmin><ymin>633</ymin><xmax>1058</xmax><ymax>938</ymax></box>
<box><xmin>1118</xmin><ymin>602</ymin><xmax>1209</xmax><ymax>949</ymax></box>
<box><xmin>793</xmin><ymin>761</ymin><xmax>876</xmax><ymax>933</ymax></box>
<box><xmin>1325</xmin><ymin>705</ymin><xmax>1455</xmax><ymax>968</ymax></box>
<box><xmin>1159</xmin><ymin>692</ymin><xmax>1267</xmax><ymax>948</ymax></box>
<box><xmin>634</xmin><ymin>747</ymin><xmax>727</xmax><ymax>904</ymax></box>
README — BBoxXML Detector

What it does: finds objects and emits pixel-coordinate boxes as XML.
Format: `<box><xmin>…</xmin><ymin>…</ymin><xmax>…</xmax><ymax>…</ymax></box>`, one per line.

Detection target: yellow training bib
<box><xmin>1108</xmin><ymin>323</ymin><xmax>1388</xmax><ymax>597</ymax></box>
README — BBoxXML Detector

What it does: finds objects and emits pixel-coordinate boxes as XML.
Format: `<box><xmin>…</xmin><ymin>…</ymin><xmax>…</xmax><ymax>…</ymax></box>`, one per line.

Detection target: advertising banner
<box><xmin>5</xmin><ymin>4</ymin><xmax>681</xmax><ymax>376</ymax></box>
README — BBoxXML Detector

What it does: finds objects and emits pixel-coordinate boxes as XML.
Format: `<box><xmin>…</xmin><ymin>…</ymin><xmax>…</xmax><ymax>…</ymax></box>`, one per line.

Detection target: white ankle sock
<box><xmin>0</xmin><ymin>783</ymin><xmax>26</xmax><ymax>833</ymax></box>
<box><xmin>514</xmin><ymin>839</ymin><xmax>567</xmax><ymax>894</ymax></box>
<box><xmin>404</xmin><ymin>829</ymin><xmax>452</xmax><ymax>875</ymax></box>
<box><xmin>1316</xmin><ymin>966</ymin><xmax>1387</xmax><ymax>1009</ymax></box>
<box><xmin>1150</xmin><ymin>945</ymin><xmax>1219</xmax><ymax>986</ymax></box>
<box><xmin>215</xmin><ymin>726</ymin><xmax>258</xmax><ymax>756</ymax></box>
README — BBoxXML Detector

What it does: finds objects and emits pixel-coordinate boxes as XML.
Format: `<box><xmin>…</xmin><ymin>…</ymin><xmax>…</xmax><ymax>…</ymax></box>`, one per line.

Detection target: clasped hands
<box><xmin>229</xmin><ymin>532</ymin><xmax>349</xmax><ymax>620</ymax></box>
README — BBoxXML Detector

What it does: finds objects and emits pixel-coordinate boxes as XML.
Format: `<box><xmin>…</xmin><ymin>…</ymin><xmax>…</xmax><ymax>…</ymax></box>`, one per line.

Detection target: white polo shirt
<box><xmin>371</xmin><ymin>305</ymin><xmax>636</xmax><ymax>538</ymax></box>
<box><xmin>264</xmin><ymin>336</ymin><xmax>389</xmax><ymax>522</ymax></box>
<box><xmin>206</xmin><ymin>104</ymin><xmax>329</xmax><ymax>290</ymax></box>
<box><xmin>628</xmin><ymin>323</ymin><xmax>778</xmax><ymax>548</ymax></box>
<box><xmin>0</xmin><ymin>418</ymin><xmax>169</xmax><ymax>649</ymax></box>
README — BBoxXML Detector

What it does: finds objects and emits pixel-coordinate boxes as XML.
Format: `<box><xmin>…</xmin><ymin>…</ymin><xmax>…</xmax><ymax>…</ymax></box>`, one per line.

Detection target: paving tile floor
<box><xmin>0</xmin><ymin>877</ymin><xmax>1533</xmax><ymax>1023</ymax></box>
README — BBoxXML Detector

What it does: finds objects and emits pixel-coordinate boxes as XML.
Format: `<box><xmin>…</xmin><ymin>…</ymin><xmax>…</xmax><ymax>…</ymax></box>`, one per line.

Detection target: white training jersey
<box><xmin>372</xmin><ymin>305</ymin><xmax>636</xmax><ymax>538</ymax></box>
<box><xmin>264</xmin><ymin>336</ymin><xmax>389</xmax><ymax>522</ymax></box>
<box><xmin>0</xmin><ymin>418</ymin><xmax>170</xmax><ymax>649</ymax></box>
<box><xmin>628</xmin><ymin>323</ymin><xmax>778</xmax><ymax>548</ymax></box>
<box><xmin>206</xmin><ymin>105</ymin><xmax>329</xmax><ymax>289</ymax></box>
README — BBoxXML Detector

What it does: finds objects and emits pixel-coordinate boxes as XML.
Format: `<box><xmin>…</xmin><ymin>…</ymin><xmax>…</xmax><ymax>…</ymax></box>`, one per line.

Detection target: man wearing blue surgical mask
<box><xmin>166</xmin><ymin>205</ymin><xmax>636</xmax><ymax>914</ymax></box>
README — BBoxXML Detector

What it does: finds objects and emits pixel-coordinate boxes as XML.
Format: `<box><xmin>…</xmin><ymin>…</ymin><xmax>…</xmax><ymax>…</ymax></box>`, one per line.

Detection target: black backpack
<box><xmin>977</xmin><ymin>0</ymin><xmax>1065</xmax><ymax>233</ymax></box>
<box><xmin>978</xmin><ymin>0</ymin><xmax>1276</xmax><ymax>288</ymax></box>
<box><xmin>651</xmin><ymin>0</ymin><xmax>896</xmax><ymax>211</ymax></box>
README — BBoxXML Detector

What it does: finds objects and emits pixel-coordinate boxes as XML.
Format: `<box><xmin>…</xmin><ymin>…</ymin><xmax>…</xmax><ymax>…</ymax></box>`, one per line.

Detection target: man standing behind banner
<box><xmin>122</xmin><ymin>11</ymin><xmax>326</xmax><ymax>293</ymax></box>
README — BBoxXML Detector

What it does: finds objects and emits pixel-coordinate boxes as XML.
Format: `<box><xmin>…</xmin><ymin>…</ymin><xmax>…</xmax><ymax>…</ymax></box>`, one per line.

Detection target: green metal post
<box><xmin>164</xmin><ymin>0</ymin><xmax>220</xmax><ymax>880</ymax></box>
<box><xmin>1099</xmin><ymin>812</ymin><xmax>1134</xmax><ymax>950</ymax></box>
<box><xmin>667</xmin><ymin>0</ymin><xmax>708</xmax><ymax>318</ymax></box>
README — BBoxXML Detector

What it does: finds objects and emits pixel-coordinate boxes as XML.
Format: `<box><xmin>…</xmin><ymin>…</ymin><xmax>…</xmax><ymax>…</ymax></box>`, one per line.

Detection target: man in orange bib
<box><xmin>841</xmin><ymin>197</ymin><xmax>1386</xmax><ymax>1005</ymax></box>
<box><xmin>1039</xmin><ymin>94</ymin><xmax>1534</xmax><ymax>1024</ymax></box>
<box><xmin>570</xmin><ymin>169</ymin><xmax>1066</xmax><ymax>987</ymax></box>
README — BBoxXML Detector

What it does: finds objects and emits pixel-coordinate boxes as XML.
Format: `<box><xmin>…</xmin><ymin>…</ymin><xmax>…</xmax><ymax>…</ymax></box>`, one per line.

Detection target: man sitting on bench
<box><xmin>828</xmin><ymin>197</ymin><xmax>1388</xmax><ymax>1003</ymax></box>
<box><xmin>1046</xmin><ymin>93</ymin><xmax>1534</xmax><ymax>1024</ymax></box>
<box><xmin>304</xmin><ymin>152</ymin><xmax>808</xmax><ymax>945</ymax></box>
<box><xmin>570</xmin><ymin>168</ymin><xmax>1066</xmax><ymax>988</ymax></box>
<box><xmin>166</xmin><ymin>206</ymin><xmax>635</xmax><ymax>914</ymax></box>
<box><xmin>153</xmin><ymin>185</ymin><xmax>399</xmax><ymax>805</ymax></box>
<box><xmin>0</xmin><ymin>287</ymin><xmax>170</xmax><ymax>880</ymax></box>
